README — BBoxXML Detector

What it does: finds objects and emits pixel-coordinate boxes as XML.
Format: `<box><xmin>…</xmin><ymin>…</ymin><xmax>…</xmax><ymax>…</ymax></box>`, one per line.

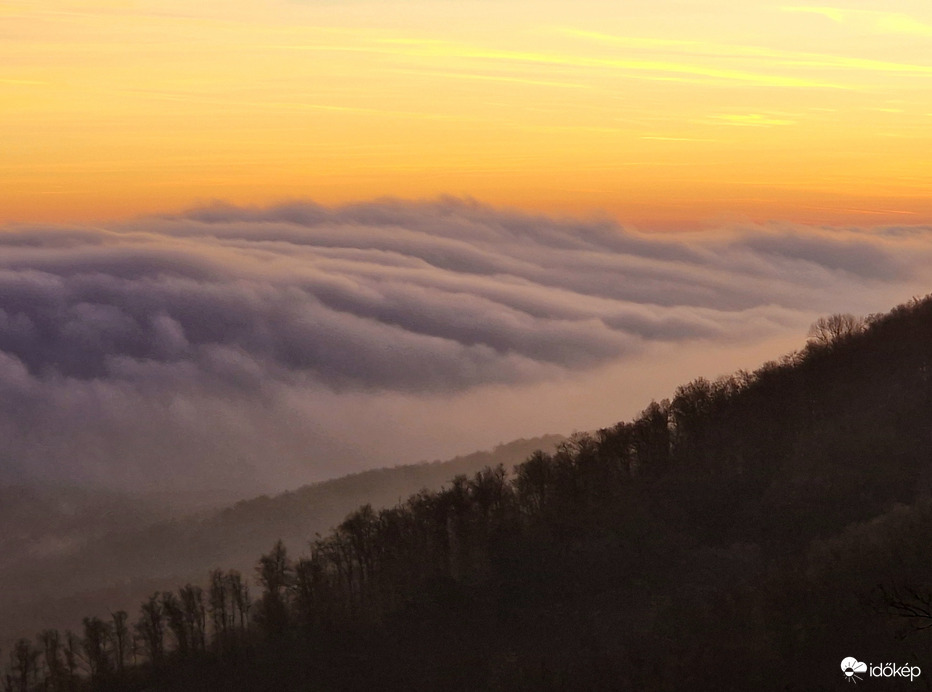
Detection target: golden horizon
<box><xmin>3</xmin><ymin>0</ymin><xmax>931</xmax><ymax>229</ymax></box>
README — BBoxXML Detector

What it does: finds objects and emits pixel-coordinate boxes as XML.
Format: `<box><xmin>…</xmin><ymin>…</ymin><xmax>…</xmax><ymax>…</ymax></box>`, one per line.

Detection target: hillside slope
<box><xmin>0</xmin><ymin>435</ymin><xmax>563</xmax><ymax>646</ymax></box>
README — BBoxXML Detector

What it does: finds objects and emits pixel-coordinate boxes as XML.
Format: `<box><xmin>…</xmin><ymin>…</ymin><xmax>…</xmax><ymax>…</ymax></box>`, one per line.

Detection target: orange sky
<box><xmin>3</xmin><ymin>0</ymin><xmax>932</xmax><ymax>229</ymax></box>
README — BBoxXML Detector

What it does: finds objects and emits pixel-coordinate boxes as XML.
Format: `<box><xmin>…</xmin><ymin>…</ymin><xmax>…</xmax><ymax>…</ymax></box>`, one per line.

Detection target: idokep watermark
<box><xmin>841</xmin><ymin>657</ymin><xmax>922</xmax><ymax>683</ymax></box>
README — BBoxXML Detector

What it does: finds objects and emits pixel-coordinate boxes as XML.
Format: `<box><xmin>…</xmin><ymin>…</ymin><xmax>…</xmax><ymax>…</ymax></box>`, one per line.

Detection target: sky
<box><xmin>3</xmin><ymin>0</ymin><xmax>932</xmax><ymax>229</ymax></box>
<box><xmin>2</xmin><ymin>1</ymin><xmax>932</xmax><ymax>499</ymax></box>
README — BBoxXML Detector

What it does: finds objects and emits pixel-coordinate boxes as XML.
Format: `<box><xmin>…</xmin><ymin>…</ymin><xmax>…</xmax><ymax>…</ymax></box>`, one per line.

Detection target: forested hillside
<box><xmin>8</xmin><ymin>296</ymin><xmax>932</xmax><ymax>690</ymax></box>
<box><xmin>0</xmin><ymin>436</ymin><xmax>562</xmax><ymax>652</ymax></box>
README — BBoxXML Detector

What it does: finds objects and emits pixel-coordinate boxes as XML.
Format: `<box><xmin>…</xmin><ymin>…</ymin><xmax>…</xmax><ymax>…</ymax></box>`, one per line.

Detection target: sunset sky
<box><xmin>4</xmin><ymin>0</ymin><xmax>932</xmax><ymax>229</ymax></box>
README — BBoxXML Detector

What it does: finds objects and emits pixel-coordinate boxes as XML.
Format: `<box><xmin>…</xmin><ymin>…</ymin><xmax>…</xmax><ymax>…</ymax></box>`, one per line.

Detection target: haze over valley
<box><xmin>2</xmin><ymin>201</ymin><xmax>931</xmax><ymax>500</ymax></box>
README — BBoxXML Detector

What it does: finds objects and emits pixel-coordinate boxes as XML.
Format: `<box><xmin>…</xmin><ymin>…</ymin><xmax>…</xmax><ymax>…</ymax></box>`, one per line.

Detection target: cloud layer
<box><xmin>1</xmin><ymin>199</ymin><xmax>930</xmax><ymax>496</ymax></box>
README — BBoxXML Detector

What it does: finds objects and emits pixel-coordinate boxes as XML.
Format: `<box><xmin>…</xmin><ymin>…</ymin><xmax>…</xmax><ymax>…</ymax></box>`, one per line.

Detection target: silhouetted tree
<box><xmin>231</xmin><ymin>572</ymin><xmax>251</xmax><ymax>634</ymax></box>
<box><xmin>81</xmin><ymin>616</ymin><xmax>112</xmax><ymax>679</ymax></box>
<box><xmin>256</xmin><ymin>540</ymin><xmax>293</xmax><ymax>636</ymax></box>
<box><xmin>208</xmin><ymin>569</ymin><xmax>231</xmax><ymax>646</ymax></box>
<box><xmin>8</xmin><ymin>639</ymin><xmax>38</xmax><ymax>692</ymax></box>
<box><xmin>9</xmin><ymin>639</ymin><xmax>41</xmax><ymax>692</ymax></box>
<box><xmin>807</xmin><ymin>313</ymin><xmax>864</xmax><ymax>347</ymax></box>
<box><xmin>294</xmin><ymin>554</ymin><xmax>329</xmax><ymax>630</ymax></box>
<box><xmin>209</xmin><ymin>569</ymin><xmax>250</xmax><ymax>653</ymax></box>
<box><xmin>63</xmin><ymin>631</ymin><xmax>80</xmax><ymax>683</ymax></box>
<box><xmin>179</xmin><ymin>584</ymin><xmax>207</xmax><ymax>653</ymax></box>
<box><xmin>669</xmin><ymin>377</ymin><xmax>717</xmax><ymax>469</ymax></box>
<box><xmin>111</xmin><ymin>610</ymin><xmax>129</xmax><ymax>674</ymax></box>
<box><xmin>135</xmin><ymin>593</ymin><xmax>165</xmax><ymax>666</ymax></box>
<box><xmin>162</xmin><ymin>591</ymin><xmax>189</xmax><ymax>657</ymax></box>
<box><xmin>38</xmin><ymin>629</ymin><xmax>67</xmax><ymax>690</ymax></box>
<box><xmin>515</xmin><ymin>450</ymin><xmax>555</xmax><ymax>517</ymax></box>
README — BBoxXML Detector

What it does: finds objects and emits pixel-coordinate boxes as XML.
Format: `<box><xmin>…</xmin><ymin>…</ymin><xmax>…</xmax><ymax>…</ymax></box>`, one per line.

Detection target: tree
<box><xmin>135</xmin><ymin>593</ymin><xmax>165</xmax><ymax>665</ymax></box>
<box><xmin>111</xmin><ymin>610</ymin><xmax>130</xmax><ymax>673</ymax></box>
<box><xmin>515</xmin><ymin>450</ymin><xmax>554</xmax><ymax>517</ymax></box>
<box><xmin>228</xmin><ymin>571</ymin><xmax>251</xmax><ymax>635</ymax></box>
<box><xmin>162</xmin><ymin>592</ymin><xmax>189</xmax><ymax>657</ymax></box>
<box><xmin>256</xmin><ymin>540</ymin><xmax>293</xmax><ymax>636</ymax></box>
<box><xmin>82</xmin><ymin>616</ymin><xmax>113</xmax><ymax>679</ymax></box>
<box><xmin>807</xmin><ymin>313</ymin><xmax>864</xmax><ymax>347</ymax></box>
<box><xmin>8</xmin><ymin>639</ymin><xmax>38</xmax><ymax>692</ymax></box>
<box><xmin>294</xmin><ymin>554</ymin><xmax>330</xmax><ymax>629</ymax></box>
<box><xmin>179</xmin><ymin>584</ymin><xmax>208</xmax><ymax>653</ymax></box>
<box><xmin>669</xmin><ymin>378</ymin><xmax>716</xmax><ymax>469</ymax></box>
<box><xmin>209</xmin><ymin>570</ymin><xmax>250</xmax><ymax>653</ymax></box>
<box><xmin>631</xmin><ymin>400</ymin><xmax>672</xmax><ymax>474</ymax></box>
<box><xmin>38</xmin><ymin>629</ymin><xmax>68</xmax><ymax>690</ymax></box>
<box><xmin>63</xmin><ymin>631</ymin><xmax>80</xmax><ymax>682</ymax></box>
<box><xmin>468</xmin><ymin>465</ymin><xmax>511</xmax><ymax>525</ymax></box>
<box><xmin>209</xmin><ymin>569</ymin><xmax>231</xmax><ymax>645</ymax></box>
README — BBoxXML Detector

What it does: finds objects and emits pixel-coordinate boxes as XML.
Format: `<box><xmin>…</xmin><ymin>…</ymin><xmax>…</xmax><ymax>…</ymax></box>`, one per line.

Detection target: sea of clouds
<box><xmin>1</xmin><ymin>198</ymin><xmax>930</xmax><ymax>499</ymax></box>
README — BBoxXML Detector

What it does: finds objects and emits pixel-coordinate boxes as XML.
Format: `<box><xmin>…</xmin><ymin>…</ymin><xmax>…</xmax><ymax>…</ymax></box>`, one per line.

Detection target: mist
<box><xmin>1</xmin><ymin>198</ymin><xmax>930</xmax><ymax>498</ymax></box>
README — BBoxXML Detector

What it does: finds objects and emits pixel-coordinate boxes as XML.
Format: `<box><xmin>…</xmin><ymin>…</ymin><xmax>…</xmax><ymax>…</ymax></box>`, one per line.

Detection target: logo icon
<box><xmin>841</xmin><ymin>657</ymin><xmax>868</xmax><ymax>683</ymax></box>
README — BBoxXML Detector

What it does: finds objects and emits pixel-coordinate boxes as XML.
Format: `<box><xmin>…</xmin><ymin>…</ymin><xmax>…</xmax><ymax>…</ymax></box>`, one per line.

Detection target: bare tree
<box><xmin>256</xmin><ymin>541</ymin><xmax>293</xmax><ymax>636</ymax></box>
<box><xmin>38</xmin><ymin>629</ymin><xmax>67</xmax><ymax>689</ymax></box>
<box><xmin>111</xmin><ymin>611</ymin><xmax>130</xmax><ymax>674</ymax></box>
<box><xmin>135</xmin><ymin>594</ymin><xmax>165</xmax><ymax>665</ymax></box>
<box><xmin>209</xmin><ymin>569</ymin><xmax>231</xmax><ymax>645</ymax></box>
<box><xmin>64</xmin><ymin>631</ymin><xmax>81</xmax><ymax>681</ymax></box>
<box><xmin>82</xmin><ymin>616</ymin><xmax>113</xmax><ymax>679</ymax></box>
<box><xmin>9</xmin><ymin>639</ymin><xmax>38</xmax><ymax>692</ymax></box>
<box><xmin>162</xmin><ymin>592</ymin><xmax>189</xmax><ymax>656</ymax></box>
<box><xmin>209</xmin><ymin>570</ymin><xmax>250</xmax><ymax>652</ymax></box>
<box><xmin>807</xmin><ymin>313</ymin><xmax>864</xmax><ymax>347</ymax></box>
<box><xmin>179</xmin><ymin>584</ymin><xmax>207</xmax><ymax>653</ymax></box>
<box><xmin>227</xmin><ymin>572</ymin><xmax>251</xmax><ymax>635</ymax></box>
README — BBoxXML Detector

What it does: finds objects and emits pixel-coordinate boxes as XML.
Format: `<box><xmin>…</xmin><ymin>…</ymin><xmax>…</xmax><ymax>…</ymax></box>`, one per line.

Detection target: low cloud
<box><xmin>1</xmin><ymin>198</ymin><xmax>930</xmax><ymax>496</ymax></box>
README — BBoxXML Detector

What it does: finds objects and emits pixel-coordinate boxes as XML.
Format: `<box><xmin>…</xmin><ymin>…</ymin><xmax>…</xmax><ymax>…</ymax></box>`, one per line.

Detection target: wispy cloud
<box><xmin>710</xmin><ymin>114</ymin><xmax>797</xmax><ymax>127</ymax></box>
<box><xmin>782</xmin><ymin>6</ymin><xmax>932</xmax><ymax>37</ymax></box>
<box><xmin>279</xmin><ymin>36</ymin><xmax>852</xmax><ymax>89</ymax></box>
<box><xmin>386</xmin><ymin>68</ymin><xmax>589</xmax><ymax>90</ymax></box>
<box><xmin>640</xmin><ymin>136</ymin><xmax>719</xmax><ymax>142</ymax></box>
<box><xmin>553</xmin><ymin>26</ymin><xmax>932</xmax><ymax>76</ymax></box>
<box><xmin>0</xmin><ymin>78</ymin><xmax>48</xmax><ymax>85</ymax></box>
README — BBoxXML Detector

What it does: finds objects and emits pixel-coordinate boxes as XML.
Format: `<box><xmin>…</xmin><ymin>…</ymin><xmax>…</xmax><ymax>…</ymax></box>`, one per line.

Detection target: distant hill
<box><xmin>0</xmin><ymin>485</ymin><xmax>168</xmax><ymax>573</ymax></box>
<box><xmin>0</xmin><ymin>434</ymin><xmax>564</xmax><ymax>645</ymax></box>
